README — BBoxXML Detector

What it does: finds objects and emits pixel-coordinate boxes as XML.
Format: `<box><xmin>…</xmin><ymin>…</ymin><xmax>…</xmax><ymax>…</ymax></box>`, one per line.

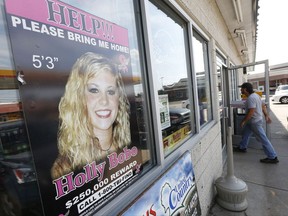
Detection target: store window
<box><xmin>1</xmin><ymin>0</ymin><xmax>210</xmax><ymax>214</ymax></box>
<box><xmin>1</xmin><ymin>0</ymin><xmax>155</xmax><ymax>215</ymax></box>
<box><xmin>0</xmin><ymin>0</ymin><xmax>43</xmax><ymax>215</ymax></box>
<box><xmin>193</xmin><ymin>31</ymin><xmax>212</xmax><ymax>126</ymax></box>
<box><xmin>230</xmin><ymin>66</ymin><xmax>238</xmax><ymax>101</ymax></box>
<box><xmin>216</xmin><ymin>52</ymin><xmax>228</xmax><ymax>149</ymax></box>
<box><xmin>216</xmin><ymin>51</ymin><xmax>227</xmax><ymax>111</ymax></box>
<box><xmin>145</xmin><ymin>0</ymin><xmax>195</xmax><ymax>157</ymax></box>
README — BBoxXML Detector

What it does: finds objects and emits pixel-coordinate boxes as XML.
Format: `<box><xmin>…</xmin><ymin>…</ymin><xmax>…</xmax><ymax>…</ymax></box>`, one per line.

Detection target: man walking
<box><xmin>234</xmin><ymin>82</ymin><xmax>279</xmax><ymax>164</ymax></box>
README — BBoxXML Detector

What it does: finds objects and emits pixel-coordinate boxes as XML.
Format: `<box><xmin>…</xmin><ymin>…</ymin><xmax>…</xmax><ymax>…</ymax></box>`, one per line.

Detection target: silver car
<box><xmin>272</xmin><ymin>85</ymin><xmax>288</xmax><ymax>104</ymax></box>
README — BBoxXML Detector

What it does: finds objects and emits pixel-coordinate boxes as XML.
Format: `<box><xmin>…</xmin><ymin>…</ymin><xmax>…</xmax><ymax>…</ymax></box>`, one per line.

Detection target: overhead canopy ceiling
<box><xmin>215</xmin><ymin>0</ymin><xmax>259</xmax><ymax>63</ymax></box>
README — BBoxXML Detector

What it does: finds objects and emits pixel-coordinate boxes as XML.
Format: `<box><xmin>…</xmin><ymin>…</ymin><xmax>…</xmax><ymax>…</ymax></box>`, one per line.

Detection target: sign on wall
<box><xmin>121</xmin><ymin>151</ymin><xmax>201</xmax><ymax>216</ymax></box>
<box><xmin>159</xmin><ymin>94</ymin><xmax>171</xmax><ymax>130</ymax></box>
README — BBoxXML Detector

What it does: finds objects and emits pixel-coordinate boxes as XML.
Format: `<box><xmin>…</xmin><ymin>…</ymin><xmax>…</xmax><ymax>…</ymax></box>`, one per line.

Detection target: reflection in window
<box><xmin>230</xmin><ymin>67</ymin><xmax>238</xmax><ymax>101</ymax></box>
<box><xmin>216</xmin><ymin>53</ymin><xmax>227</xmax><ymax>148</ymax></box>
<box><xmin>216</xmin><ymin>64</ymin><xmax>223</xmax><ymax>118</ymax></box>
<box><xmin>1</xmin><ymin>0</ymin><xmax>155</xmax><ymax>214</ymax></box>
<box><xmin>216</xmin><ymin>52</ymin><xmax>226</xmax><ymax>117</ymax></box>
<box><xmin>146</xmin><ymin>1</ymin><xmax>194</xmax><ymax>156</ymax></box>
<box><xmin>0</xmin><ymin>2</ymin><xmax>42</xmax><ymax>214</ymax></box>
<box><xmin>193</xmin><ymin>31</ymin><xmax>212</xmax><ymax>126</ymax></box>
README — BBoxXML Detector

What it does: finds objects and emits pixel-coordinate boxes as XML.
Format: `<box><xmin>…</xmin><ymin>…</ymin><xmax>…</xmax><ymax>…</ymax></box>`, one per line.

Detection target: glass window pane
<box><xmin>146</xmin><ymin>1</ymin><xmax>194</xmax><ymax>157</ymax></box>
<box><xmin>0</xmin><ymin>1</ymin><xmax>42</xmax><ymax>215</ymax></box>
<box><xmin>193</xmin><ymin>31</ymin><xmax>212</xmax><ymax>126</ymax></box>
<box><xmin>3</xmin><ymin>0</ymin><xmax>154</xmax><ymax>214</ymax></box>
<box><xmin>216</xmin><ymin>52</ymin><xmax>225</xmax><ymax>109</ymax></box>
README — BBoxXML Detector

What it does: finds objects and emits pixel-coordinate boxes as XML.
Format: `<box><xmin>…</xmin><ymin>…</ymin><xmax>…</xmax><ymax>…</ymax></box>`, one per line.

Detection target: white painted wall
<box><xmin>174</xmin><ymin>0</ymin><xmax>245</xmax><ymax>214</ymax></box>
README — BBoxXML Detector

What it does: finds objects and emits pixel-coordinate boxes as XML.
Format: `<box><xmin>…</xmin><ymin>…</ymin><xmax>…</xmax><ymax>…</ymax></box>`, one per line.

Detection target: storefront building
<box><xmin>0</xmin><ymin>0</ymin><xmax>258</xmax><ymax>215</ymax></box>
<box><xmin>248</xmin><ymin>62</ymin><xmax>288</xmax><ymax>93</ymax></box>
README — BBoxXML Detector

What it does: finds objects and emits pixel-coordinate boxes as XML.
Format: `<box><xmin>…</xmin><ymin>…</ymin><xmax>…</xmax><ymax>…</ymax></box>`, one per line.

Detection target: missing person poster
<box><xmin>4</xmin><ymin>0</ymin><xmax>143</xmax><ymax>215</ymax></box>
<box><xmin>121</xmin><ymin>151</ymin><xmax>201</xmax><ymax>216</ymax></box>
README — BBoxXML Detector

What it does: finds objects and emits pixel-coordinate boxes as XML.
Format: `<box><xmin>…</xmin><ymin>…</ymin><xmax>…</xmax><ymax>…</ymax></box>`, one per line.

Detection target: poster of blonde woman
<box><xmin>51</xmin><ymin>52</ymin><xmax>132</xmax><ymax>179</ymax></box>
<box><xmin>4</xmin><ymin>0</ymin><xmax>143</xmax><ymax>215</ymax></box>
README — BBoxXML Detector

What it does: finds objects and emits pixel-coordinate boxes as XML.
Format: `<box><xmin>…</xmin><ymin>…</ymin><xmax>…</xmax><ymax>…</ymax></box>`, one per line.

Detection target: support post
<box><xmin>215</xmin><ymin>127</ymin><xmax>248</xmax><ymax>211</ymax></box>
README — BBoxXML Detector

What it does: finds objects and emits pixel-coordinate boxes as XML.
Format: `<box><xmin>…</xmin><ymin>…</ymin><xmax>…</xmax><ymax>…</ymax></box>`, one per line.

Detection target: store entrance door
<box><xmin>228</xmin><ymin>60</ymin><xmax>271</xmax><ymax>138</ymax></box>
<box><xmin>217</xmin><ymin>63</ymin><xmax>230</xmax><ymax>158</ymax></box>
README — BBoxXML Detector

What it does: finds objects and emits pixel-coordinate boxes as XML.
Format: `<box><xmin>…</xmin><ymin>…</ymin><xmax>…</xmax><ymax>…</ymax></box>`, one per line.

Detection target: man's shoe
<box><xmin>260</xmin><ymin>157</ymin><xmax>279</xmax><ymax>164</ymax></box>
<box><xmin>233</xmin><ymin>147</ymin><xmax>247</xmax><ymax>153</ymax></box>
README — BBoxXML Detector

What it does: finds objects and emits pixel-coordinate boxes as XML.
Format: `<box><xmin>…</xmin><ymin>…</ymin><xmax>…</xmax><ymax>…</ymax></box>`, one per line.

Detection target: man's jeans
<box><xmin>239</xmin><ymin>120</ymin><xmax>277</xmax><ymax>159</ymax></box>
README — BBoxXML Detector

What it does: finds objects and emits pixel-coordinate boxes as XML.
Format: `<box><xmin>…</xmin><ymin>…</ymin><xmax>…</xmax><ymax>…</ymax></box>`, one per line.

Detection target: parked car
<box><xmin>272</xmin><ymin>84</ymin><xmax>288</xmax><ymax>104</ymax></box>
<box><xmin>182</xmin><ymin>100</ymin><xmax>190</xmax><ymax>109</ymax></box>
<box><xmin>169</xmin><ymin>107</ymin><xmax>191</xmax><ymax>125</ymax></box>
<box><xmin>162</xmin><ymin>107</ymin><xmax>191</xmax><ymax>138</ymax></box>
<box><xmin>0</xmin><ymin>152</ymin><xmax>41</xmax><ymax>216</ymax></box>
<box><xmin>0</xmin><ymin>120</ymin><xmax>42</xmax><ymax>216</ymax></box>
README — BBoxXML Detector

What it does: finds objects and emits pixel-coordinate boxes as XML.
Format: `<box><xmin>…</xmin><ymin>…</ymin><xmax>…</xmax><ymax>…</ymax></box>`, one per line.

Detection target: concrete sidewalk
<box><xmin>209</xmin><ymin>100</ymin><xmax>288</xmax><ymax>216</ymax></box>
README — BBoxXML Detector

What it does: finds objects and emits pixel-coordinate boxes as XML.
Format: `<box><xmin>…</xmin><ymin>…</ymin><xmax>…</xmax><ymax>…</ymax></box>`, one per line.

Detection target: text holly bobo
<box><xmin>53</xmin><ymin>147</ymin><xmax>138</xmax><ymax>200</ymax></box>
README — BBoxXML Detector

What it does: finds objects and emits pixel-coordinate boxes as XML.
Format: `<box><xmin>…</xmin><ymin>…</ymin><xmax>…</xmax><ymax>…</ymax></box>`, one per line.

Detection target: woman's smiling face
<box><xmin>85</xmin><ymin>70</ymin><xmax>119</xmax><ymax>132</ymax></box>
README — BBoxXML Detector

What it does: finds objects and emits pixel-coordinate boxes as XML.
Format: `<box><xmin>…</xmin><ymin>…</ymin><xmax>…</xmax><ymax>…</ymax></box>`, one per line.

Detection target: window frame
<box><xmin>192</xmin><ymin>29</ymin><xmax>214</xmax><ymax>128</ymax></box>
<box><xmin>100</xmin><ymin>1</ymin><xmax>217</xmax><ymax>214</ymax></box>
<box><xmin>0</xmin><ymin>0</ymin><xmax>218</xmax><ymax>215</ymax></box>
<box><xmin>145</xmin><ymin>0</ymin><xmax>197</xmax><ymax>157</ymax></box>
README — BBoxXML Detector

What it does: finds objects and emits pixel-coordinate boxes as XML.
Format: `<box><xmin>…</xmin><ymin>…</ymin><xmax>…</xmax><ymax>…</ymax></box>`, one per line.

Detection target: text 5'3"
<box><xmin>32</xmin><ymin>54</ymin><xmax>59</xmax><ymax>69</ymax></box>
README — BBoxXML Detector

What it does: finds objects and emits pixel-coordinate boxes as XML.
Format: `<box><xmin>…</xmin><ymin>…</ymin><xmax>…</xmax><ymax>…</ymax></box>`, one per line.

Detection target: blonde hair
<box><xmin>51</xmin><ymin>52</ymin><xmax>130</xmax><ymax>178</ymax></box>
